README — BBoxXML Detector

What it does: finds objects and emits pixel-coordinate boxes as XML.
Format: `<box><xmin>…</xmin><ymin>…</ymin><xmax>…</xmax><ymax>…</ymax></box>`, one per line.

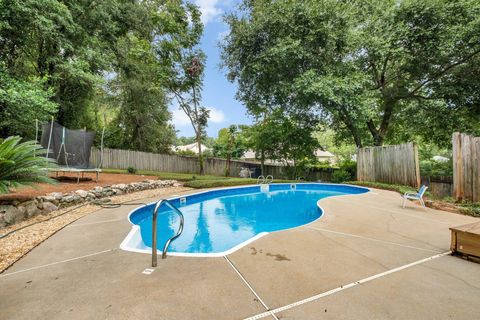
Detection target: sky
<box><xmin>170</xmin><ymin>0</ymin><xmax>251</xmax><ymax>138</ymax></box>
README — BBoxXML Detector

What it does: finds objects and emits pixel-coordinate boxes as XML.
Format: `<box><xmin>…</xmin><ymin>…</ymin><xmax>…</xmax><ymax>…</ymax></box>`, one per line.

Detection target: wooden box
<box><xmin>450</xmin><ymin>221</ymin><xmax>480</xmax><ymax>259</ymax></box>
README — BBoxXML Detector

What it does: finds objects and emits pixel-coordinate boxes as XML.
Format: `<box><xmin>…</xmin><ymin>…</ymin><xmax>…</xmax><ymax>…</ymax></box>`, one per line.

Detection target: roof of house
<box><xmin>242</xmin><ymin>149</ymin><xmax>335</xmax><ymax>160</ymax></box>
<box><xmin>432</xmin><ymin>155</ymin><xmax>449</xmax><ymax>162</ymax></box>
<box><xmin>242</xmin><ymin>150</ymin><xmax>257</xmax><ymax>159</ymax></box>
<box><xmin>315</xmin><ymin>149</ymin><xmax>335</xmax><ymax>158</ymax></box>
<box><xmin>172</xmin><ymin>143</ymin><xmax>211</xmax><ymax>153</ymax></box>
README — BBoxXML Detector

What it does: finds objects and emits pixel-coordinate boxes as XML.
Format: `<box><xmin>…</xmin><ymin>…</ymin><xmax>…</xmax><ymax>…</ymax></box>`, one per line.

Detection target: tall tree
<box><xmin>0</xmin><ymin>0</ymin><xmax>133</xmax><ymax>130</ymax></box>
<box><xmin>108</xmin><ymin>34</ymin><xmax>175</xmax><ymax>153</ymax></box>
<box><xmin>247</xmin><ymin>109</ymin><xmax>319</xmax><ymax>179</ymax></box>
<box><xmin>213</xmin><ymin>125</ymin><xmax>247</xmax><ymax>176</ymax></box>
<box><xmin>143</xmin><ymin>0</ymin><xmax>208</xmax><ymax>172</ymax></box>
<box><xmin>0</xmin><ymin>0</ymin><xmax>206</xmax><ymax>153</ymax></box>
<box><xmin>0</xmin><ymin>63</ymin><xmax>57</xmax><ymax>138</ymax></box>
<box><xmin>222</xmin><ymin>0</ymin><xmax>480</xmax><ymax>147</ymax></box>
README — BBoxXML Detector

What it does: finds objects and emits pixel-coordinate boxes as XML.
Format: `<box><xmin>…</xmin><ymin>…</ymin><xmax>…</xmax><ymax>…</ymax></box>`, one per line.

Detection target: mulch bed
<box><xmin>0</xmin><ymin>172</ymin><xmax>158</xmax><ymax>202</ymax></box>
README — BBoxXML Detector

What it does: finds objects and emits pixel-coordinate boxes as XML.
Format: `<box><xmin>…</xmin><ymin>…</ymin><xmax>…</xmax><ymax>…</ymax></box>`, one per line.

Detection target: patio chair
<box><xmin>402</xmin><ymin>185</ymin><xmax>428</xmax><ymax>208</ymax></box>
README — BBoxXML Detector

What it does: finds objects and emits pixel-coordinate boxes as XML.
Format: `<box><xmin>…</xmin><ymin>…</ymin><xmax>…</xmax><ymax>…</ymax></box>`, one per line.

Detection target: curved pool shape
<box><xmin>120</xmin><ymin>183</ymin><xmax>369</xmax><ymax>257</ymax></box>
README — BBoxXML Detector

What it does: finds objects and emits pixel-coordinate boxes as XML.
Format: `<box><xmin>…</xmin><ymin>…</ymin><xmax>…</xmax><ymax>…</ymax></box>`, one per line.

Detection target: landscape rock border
<box><xmin>0</xmin><ymin>180</ymin><xmax>178</xmax><ymax>228</ymax></box>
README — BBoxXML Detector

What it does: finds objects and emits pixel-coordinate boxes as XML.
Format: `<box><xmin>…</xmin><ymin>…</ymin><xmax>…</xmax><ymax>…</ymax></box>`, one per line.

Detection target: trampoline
<box><xmin>38</xmin><ymin>120</ymin><xmax>103</xmax><ymax>183</ymax></box>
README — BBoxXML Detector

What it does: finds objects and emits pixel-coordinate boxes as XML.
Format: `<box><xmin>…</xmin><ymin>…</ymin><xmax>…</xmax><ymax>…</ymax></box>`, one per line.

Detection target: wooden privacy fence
<box><xmin>90</xmin><ymin>147</ymin><xmax>290</xmax><ymax>178</ymax></box>
<box><xmin>90</xmin><ymin>148</ymin><xmax>339</xmax><ymax>180</ymax></box>
<box><xmin>421</xmin><ymin>176</ymin><xmax>453</xmax><ymax>199</ymax></box>
<box><xmin>357</xmin><ymin>143</ymin><xmax>420</xmax><ymax>188</ymax></box>
<box><xmin>452</xmin><ymin>132</ymin><xmax>480</xmax><ymax>202</ymax></box>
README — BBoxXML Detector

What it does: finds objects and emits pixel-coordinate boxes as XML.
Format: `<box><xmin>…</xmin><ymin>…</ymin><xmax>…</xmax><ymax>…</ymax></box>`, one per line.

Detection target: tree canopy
<box><xmin>0</xmin><ymin>0</ymin><xmax>205</xmax><ymax>153</ymax></box>
<box><xmin>222</xmin><ymin>0</ymin><xmax>480</xmax><ymax>147</ymax></box>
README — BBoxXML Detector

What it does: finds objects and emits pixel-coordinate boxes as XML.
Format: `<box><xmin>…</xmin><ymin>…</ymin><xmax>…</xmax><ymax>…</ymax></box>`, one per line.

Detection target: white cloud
<box><xmin>208</xmin><ymin>106</ymin><xmax>226</xmax><ymax>123</ymax></box>
<box><xmin>171</xmin><ymin>106</ymin><xmax>226</xmax><ymax>127</ymax></box>
<box><xmin>171</xmin><ymin>108</ymin><xmax>191</xmax><ymax>126</ymax></box>
<box><xmin>195</xmin><ymin>0</ymin><xmax>223</xmax><ymax>25</ymax></box>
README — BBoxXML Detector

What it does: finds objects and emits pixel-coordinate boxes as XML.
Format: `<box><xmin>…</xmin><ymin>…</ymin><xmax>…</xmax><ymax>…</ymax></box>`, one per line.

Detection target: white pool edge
<box><xmin>119</xmin><ymin>183</ymin><xmax>370</xmax><ymax>258</ymax></box>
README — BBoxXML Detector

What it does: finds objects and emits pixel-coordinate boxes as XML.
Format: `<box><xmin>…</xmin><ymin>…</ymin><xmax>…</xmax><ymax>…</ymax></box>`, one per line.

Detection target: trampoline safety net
<box><xmin>40</xmin><ymin>121</ymin><xmax>96</xmax><ymax>169</ymax></box>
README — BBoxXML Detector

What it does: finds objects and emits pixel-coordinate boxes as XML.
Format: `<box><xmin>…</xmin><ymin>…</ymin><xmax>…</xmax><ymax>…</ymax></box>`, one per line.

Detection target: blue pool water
<box><xmin>127</xmin><ymin>184</ymin><xmax>368</xmax><ymax>255</ymax></box>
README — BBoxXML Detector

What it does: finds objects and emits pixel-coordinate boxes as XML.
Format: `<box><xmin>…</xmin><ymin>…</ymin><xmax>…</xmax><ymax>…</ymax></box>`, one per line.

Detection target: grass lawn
<box><xmin>102</xmin><ymin>168</ymin><xmax>229</xmax><ymax>182</ymax></box>
<box><xmin>103</xmin><ymin>168</ymin><xmax>296</xmax><ymax>188</ymax></box>
<box><xmin>183</xmin><ymin>178</ymin><xmax>297</xmax><ymax>188</ymax></box>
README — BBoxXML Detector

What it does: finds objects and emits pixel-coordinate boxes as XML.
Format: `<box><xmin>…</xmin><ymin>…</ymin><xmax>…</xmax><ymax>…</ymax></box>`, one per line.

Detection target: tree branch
<box><xmin>172</xmin><ymin>90</ymin><xmax>198</xmax><ymax>134</ymax></box>
<box><xmin>408</xmin><ymin>49</ymin><xmax>480</xmax><ymax>97</ymax></box>
<box><xmin>379</xmin><ymin>52</ymin><xmax>390</xmax><ymax>88</ymax></box>
<box><xmin>366</xmin><ymin>119</ymin><xmax>378</xmax><ymax>137</ymax></box>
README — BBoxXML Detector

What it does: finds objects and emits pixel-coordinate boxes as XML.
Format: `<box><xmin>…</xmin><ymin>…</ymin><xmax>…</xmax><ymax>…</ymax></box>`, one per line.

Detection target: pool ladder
<box><xmin>151</xmin><ymin>199</ymin><xmax>184</xmax><ymax>267</ymax></box>
<box><xmin>256</xmin><ymin>175</ymin><xmax>274</xmax><ymax>184</ymax></box>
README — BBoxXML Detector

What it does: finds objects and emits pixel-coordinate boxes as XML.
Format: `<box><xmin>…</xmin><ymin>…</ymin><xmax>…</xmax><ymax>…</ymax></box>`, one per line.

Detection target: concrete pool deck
<box><xmin>1</xmin><ymin>187</ymin><xmax>479</xmax><ymax>319</ymax></box>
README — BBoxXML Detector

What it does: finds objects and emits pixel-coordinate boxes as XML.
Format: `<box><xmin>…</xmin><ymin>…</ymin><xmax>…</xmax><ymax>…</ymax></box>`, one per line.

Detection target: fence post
<box><xmin>452</xmin><ymin>132</ymin><xmax>480</xmax><ymax>202</ymax></box>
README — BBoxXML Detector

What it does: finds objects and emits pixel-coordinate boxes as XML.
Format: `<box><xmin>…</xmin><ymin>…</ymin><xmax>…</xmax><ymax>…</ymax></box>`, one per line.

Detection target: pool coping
<box><xmin>119</xmin><ymin>183</ymin><xmax>371</xmax><ymax>258</ymax></box>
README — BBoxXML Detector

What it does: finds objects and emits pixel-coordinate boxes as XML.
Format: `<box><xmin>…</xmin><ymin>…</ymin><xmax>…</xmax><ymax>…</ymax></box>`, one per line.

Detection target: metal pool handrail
<box><xmin>257</xmin><ymin>175</ymin><xmax>274</xmax><ymax>184</ymax></box>
<box><xmin>152</xmin><ymin>199</ymin><xmax>184</xmax><ymax>267</ymax></box>
<box><xmin>265</xmin><ymin>175</ymin><xmax>274</xmax><ymax>184</ymax></box>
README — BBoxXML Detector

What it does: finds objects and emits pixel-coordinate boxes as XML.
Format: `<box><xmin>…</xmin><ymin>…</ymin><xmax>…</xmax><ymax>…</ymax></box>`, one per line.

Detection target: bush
<box><xmin>420</xmin><ymin>159</ymin><xmax>453</xmax><ymax>176</ymax></box>
<box><xmin>0</xmin><ymin>136</ymin><xmax>56</xmax><ymax>193</ymax></box>
<box><xmin>175</xmin><ymin>149</ymin><xmax>196</xmax><ymax>157</ymax></box>
<box><xmin>127</xmin><ymin>166</ymin><xmax>137</xmax><ymax>174</ymax></box>
<box><xmin>331</xmin><ymin>169</ymin><xmax>351</xmax><ymax>183</ymax></box>
<box><xmin>338</xmin><ymin>160</ymin><xmax>356</xmax><ymax>180</ymax></box>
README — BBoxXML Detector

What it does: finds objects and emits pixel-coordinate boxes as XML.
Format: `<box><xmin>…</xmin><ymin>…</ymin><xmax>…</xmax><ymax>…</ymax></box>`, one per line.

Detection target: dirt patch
<box><xmin>0</xmin><ymin>172</ymin><xmax>159</xmax><ymax>202</ymax></box>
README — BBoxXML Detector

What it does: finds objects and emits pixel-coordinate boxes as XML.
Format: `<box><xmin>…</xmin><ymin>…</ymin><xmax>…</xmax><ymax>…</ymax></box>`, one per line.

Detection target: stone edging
<box><xmin>0</xmin><ymin>180</ymin><xmax>178</xmax><ymax>228</ymax></box>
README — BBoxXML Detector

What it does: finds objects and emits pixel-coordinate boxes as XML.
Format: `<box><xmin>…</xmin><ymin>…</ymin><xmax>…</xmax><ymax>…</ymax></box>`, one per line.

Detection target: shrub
<box><xmin>127</xmin><ymin>166</ymin><xmax>137</xmax><ymax>174</ymax></box>
<box><xmin>420</xmin><ymin>159</ymin><xmax>453</xmax><ymax>176</ymax></box>
<box><xmin>331</xmin><ymin>169</ymin><xmax>351</xmax><ymax>183</ymax></box>
<box><xmin>338</xmin><ymin>160</ymin><xmax>356</xmax><ymax>180</ymax></box>
<box><xmin>175</xmin><ymin>149</ymin><xmax>196</xmax><ymax>157</ymax></box>
<box><xmin>0</xmin><ymin>136</ymin><xmax>56</xmax><ymax>193</ymax></box>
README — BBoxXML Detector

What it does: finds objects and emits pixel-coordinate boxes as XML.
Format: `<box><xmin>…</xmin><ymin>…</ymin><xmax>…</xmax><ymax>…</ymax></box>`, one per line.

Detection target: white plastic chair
<box><xmin>402</xmin><ymin>185</ymin><xmax>428</xmax><ymax>208</ymax></box>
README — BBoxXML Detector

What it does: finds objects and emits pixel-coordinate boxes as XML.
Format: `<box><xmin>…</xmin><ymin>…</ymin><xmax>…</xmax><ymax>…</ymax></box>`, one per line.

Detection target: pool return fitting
<box><xmin>151</xmin><ymin>199</ymin><xmax>184</xmax><ymax>267</ymax></box>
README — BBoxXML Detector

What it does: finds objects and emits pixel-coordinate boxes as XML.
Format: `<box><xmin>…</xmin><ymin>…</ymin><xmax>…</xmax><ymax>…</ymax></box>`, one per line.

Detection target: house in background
<box><xmin>432</xmin><ymin>155</ymin><xmax>449</xmax><ymax>163</ymax></box>
<box><xmin>315</xmin><ymin>149</ymin><xmax>335</xmax><ymax>164</ymax></box>
<box><xmin>240</xmin><ymin>149</ymin><xmax>336</xmax><ymax>165</ymax></box>
<box><xmin>241</xmin><ymin>150</ymin><xmax>257</xmax><ymax>161</ymax></box>
<box><xmin>171</xmin><ymin>143</ymin><xmax>212</xmax><ymax>154</ymax></box>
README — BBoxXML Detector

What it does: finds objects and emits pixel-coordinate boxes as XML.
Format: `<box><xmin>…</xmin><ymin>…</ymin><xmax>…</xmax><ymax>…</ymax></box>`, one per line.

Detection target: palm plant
<box><xmin>0</xmin><ymin>136</ymin><xmax>56</xmax><ymax>194</ymax></box>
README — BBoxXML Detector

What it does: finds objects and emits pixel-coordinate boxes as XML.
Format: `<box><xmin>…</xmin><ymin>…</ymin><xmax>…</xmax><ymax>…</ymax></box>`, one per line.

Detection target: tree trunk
<box><xmin>367</xmin><ymin>100</ymin><xmax>395</xmax><ymax>146</ymax></box>
<box><xmin>377</xmin><ymin>101</ymin><xmax>394</xmax><ymax>146</ymax></box>
<box><xmin>226</xmin><ymin>153</ymin><xmax>231</xmax><ymax>177</ymax></box>
<box><xmin>293</xmin><ymin>159</ymin><xmax>297</xmax><ymax>180</ymax></box>
<box><xmin>338</xmin><ymin>109</ymin><xmax>363</xmax><ymax>148</ymax></box>
<box><xmin>260</xmin><ymin>149</ymin><xmax>265</xmax><ymax>176</ymax></box>
<box><xmin>196</xmin><ymin>134</ymin><xmax>204</xmax><ymax>175</ymax></box>
<box><xmin>348</xmin><ymin>123</ymin><xmax>363</xmax><ymax>148</ymax></box>
<box><xmin>192</xmin><ymin>84</ymin><xmax>204</xmax><ymax>175</ymax></box>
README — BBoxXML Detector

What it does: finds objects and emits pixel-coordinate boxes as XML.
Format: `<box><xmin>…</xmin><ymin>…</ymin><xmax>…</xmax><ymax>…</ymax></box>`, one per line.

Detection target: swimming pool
<box><xmin>120</xmin><ymin>183</ymin><xmax>369</xmax><ymax>257</ymax></box>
